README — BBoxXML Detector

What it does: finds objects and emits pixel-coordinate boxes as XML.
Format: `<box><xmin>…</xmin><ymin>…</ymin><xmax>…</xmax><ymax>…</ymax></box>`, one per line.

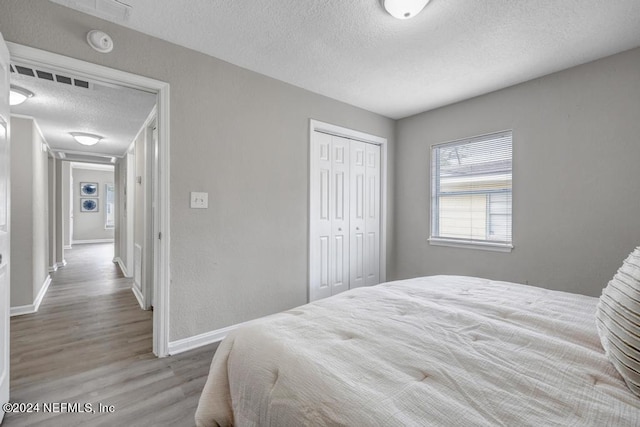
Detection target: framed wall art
<box><xmin>80</xmin><ymin>182</ymin><xmax>98</xmax><ymax>196</ymax></box>
<box><xmin>80</xmin><ymin>198</ymin><xmax>99</xmax><ymax>212</ymax></box>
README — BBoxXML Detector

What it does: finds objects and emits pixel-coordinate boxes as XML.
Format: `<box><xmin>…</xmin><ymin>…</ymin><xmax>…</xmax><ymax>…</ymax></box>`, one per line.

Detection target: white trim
<box><xmin>8</xmin><ymin>41</ymin><xmax>171</xmax><ymax>358</ymax></box>
<box><xmin>72</xmin><ymin>239</ymin><xmax>114</xmax><ymax>245</ymax></box>
<box><xmin>113</xmin><ymin>256</ymin><xmax>131</xmax><ymax>277</ymax></box>
<box><xmin>428</xmin><ymin>237</ymin><xmax>514</xmax><ymax>253</ymax></box>
<box><xmin>33</xmin><ymin>275</ymin><xmax>52</xmax><ymax>312</ymax></box>
<box><xmin>132</xmin><ymin>105</ymin><xmax>157</xmax><ymax>147</ymax></box>
<box><xmin>60</xmin><ymin>149</ymin><xmax>119</xmax><ymax>160</ymax></box>
<box><xmin>308</xmin><ymin>120</ymin><xmax>389</xmax><ymax>298</ymax></box>
<box><xmin>131</xmin><ymin>286</ymin><xmax>145</xmax><ymax>310</ymax></box>
<box><xmin>167</xmin><ymin>318</ymin><xmax>257</xmax><ymax>355</ymax></box>
<box><xmin>64</xmin><ymin>245</ymin><xmax>72</xmax><ymax>250</ymax></box>
<box><xmin>70</xmin><ymin>162</ymin><xmax>115</xmax><ymax>171</ymax></box>
<box><xmin>10</xmin><ymin>275</ymin><xmax>52</xmax><ymax>317</ymax></box>
<box><xmin>311</xmin><ymin>120</ymin><xmax>387</xmax><ymax>145</ymax></box>
<box><xmin>154</xmin><ymin>78</ymin><xmax>171</xmax><ymax>358</ymax></box>
<box><xmin>49</xmin><ymin>260</ymin><xmax>66</xmax><ymax>272</ymax></box>
<box><xmin>10</xmin><ymin>305</ymin><xmax>35</xmax><ymax>317</ymax></box>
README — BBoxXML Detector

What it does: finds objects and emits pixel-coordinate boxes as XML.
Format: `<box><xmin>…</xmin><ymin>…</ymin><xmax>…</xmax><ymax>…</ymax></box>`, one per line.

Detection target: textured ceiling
<box><xmin>50</xmin><ymin>0</ymin><xmax>640</xmax><ymax>119</ymax></box>
<box><xmin>10</xmin><ymin>65</ymin><xmax>156</xmax><ymax>160</ymax></box>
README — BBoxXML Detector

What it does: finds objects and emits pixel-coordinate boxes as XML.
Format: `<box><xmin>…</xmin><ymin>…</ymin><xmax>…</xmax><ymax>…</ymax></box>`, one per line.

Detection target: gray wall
<box><xmin>0</xmin><ymin>0</ymin><xmax>395</xmax><ymax>341</ymax></box>
<box><xmin>71</xmin><ymin>167</ymin><xmax>114</xmax><ymax>242</ymax></box>
<box><xmin>394</xmin><ymin>47</ymin><xmax>640</xmax><ymax>297</ymax></box>
<box><xmin>10</xmin><ymin>116</ymin><xmax>49</xmax><ymax>307</ymax></box>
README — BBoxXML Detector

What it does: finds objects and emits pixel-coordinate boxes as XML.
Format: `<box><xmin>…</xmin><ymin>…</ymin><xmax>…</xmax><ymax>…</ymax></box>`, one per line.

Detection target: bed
<box><xmin>195</xmin><ymin>274</ymin><xmax>640</xmax><ymax>426</ymax></box>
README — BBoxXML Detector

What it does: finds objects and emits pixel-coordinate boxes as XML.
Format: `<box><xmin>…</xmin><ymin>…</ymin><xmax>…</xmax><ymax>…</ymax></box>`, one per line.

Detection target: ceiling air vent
<box><xmin>15</xmin><ymin>65</ymin><xmax>35</xmax><ymax>77</ymax></box>
<box><xmin>56</xmin><ymin>75</ymin><xmax>73</xmax><ymax>85</ymax></box>
<box><xmin>36</xmin><ymin>70</ymin><xmax>54</xmax><ymax>81</ymax></box>
<box><xmin>10</xmin><ymin>62</ymin><xmax>92</xmax><ymax>90</ymax></box>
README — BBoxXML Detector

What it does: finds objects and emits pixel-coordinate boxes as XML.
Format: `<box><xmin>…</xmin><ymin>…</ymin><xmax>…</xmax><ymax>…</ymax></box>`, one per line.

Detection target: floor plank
<box><xmin>3</xmin><ymin>243</ymin><xmax>218</xmax><ymax>427</ymax></box>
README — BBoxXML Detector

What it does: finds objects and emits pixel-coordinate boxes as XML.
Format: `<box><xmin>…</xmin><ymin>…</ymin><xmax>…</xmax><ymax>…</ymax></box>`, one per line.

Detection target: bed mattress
<box><xmin>196</xmin><ymin>275</ymin><xmax>640</xmax><ymax>426</ymax></box>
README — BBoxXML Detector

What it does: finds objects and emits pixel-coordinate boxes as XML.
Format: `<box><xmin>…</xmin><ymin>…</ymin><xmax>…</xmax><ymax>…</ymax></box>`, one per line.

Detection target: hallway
<box><xmin>4</xmin><ymin>243</ymin><xmax>217</xmax><ymax>426</ymax></box>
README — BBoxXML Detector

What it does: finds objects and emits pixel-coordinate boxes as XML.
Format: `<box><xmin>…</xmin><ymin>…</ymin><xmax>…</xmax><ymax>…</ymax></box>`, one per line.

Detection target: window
<box><xmin>105</xmin><ymin>183</ymin><xmax>115</xmax><ymax>229</ymax></box>
<box><xmin>430</xmin><ymin>130</ymin><xmax>512</xmax><ymax>251</ymax></box>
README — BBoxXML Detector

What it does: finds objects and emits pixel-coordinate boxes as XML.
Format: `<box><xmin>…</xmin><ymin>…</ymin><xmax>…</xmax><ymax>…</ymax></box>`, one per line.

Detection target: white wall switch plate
<box><xmin>190</xmin><ymin>192</ymin><xmax>208</xmax><ymax>209</ymax></box>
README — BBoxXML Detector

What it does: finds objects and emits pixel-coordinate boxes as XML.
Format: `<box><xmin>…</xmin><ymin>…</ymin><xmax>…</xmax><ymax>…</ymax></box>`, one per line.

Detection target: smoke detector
<box><xmin>87</xmin><ymin>30</ymin><xmax>114</xmax><ymax>53</ymax></box>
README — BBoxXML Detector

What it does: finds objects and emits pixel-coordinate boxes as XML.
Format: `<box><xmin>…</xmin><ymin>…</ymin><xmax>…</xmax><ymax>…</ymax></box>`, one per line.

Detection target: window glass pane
<box><xmin>431</xmin><ymin>131</ymin><xmax>512</xmax><ymax>245</ymax></box>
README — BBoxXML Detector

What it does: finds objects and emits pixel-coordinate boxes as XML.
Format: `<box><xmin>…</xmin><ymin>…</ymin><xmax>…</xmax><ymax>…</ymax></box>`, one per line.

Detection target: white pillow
<box><xmin>596</xmin><ymin>247</ymin><xmax>640</xmax><ymax>397</ymax></box>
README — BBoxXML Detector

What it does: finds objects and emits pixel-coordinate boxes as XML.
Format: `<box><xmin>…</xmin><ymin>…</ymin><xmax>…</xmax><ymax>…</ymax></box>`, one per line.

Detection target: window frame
<box><xmin>104</xmin><ymin>183</ymin><xmax>115</xmax><ymax>230</ymax></box>
<box><xmin>428</xmin><ymin>130</ymin><xmax>514</xmax><ymax>252</ymax></box>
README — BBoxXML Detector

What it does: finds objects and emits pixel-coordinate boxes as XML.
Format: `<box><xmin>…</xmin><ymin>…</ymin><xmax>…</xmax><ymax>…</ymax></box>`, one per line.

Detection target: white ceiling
<box><xmin>50</xmin><ymin>0</ymin><xmax>640</xmax><ymax>119</ymax></box>
<box><xmin>10</xmin><ymin>62</ymin><xmax>156</xmax><ymax>162</ymax></box>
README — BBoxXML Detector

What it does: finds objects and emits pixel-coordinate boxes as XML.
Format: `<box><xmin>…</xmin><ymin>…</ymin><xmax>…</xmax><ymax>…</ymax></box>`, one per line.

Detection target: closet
<box><xmin>309</xmin><ymin>130</ymin><xmax>381</xmax><ymax>301</ymax></box>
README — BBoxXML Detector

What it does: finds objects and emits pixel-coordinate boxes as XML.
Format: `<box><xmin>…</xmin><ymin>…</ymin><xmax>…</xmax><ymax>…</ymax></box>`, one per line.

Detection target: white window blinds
<box><xmin>430</xmin><ymin>130</ymin><xmax>512</xmax><ymax>248</ymax></box>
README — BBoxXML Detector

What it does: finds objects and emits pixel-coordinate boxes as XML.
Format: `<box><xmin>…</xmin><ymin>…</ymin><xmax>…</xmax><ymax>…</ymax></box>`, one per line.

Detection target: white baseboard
<box><xmin>10</xmin><ymin>275</ymin><xmax>52</xmax><ymax>317</ymax></box>
<box><xmin>72</xmin><ymin>239</ymin><xmax>114</xmax><ymax>245</ymax></box>
<box><xmin>131</xmin><ymin>286</ymin><xmax>145</xmax><ymax>310</ymax></box>
<box><xmin>64</xmin><ymin>245</ymin><xmax>72</xmax><ymax>250</ymax></box>
<box><xmin>10</xmin><ymin>304</ymin><xmax>36</xmax><ymax>317</ymax></box>
<box><xmin>34</xmin><ymin>275</ymin><xmax>52</xmax><ymax>312</ymax></box>
<box><xmin>49</xmin><ymin>261</ymin><xmax>67</xmax><ymax>272</ymax></box>
<box><xmin>168</xmin><ymin>318</ymin><xmax>260</xmax><ymax>355</ymax></box>
<box><xmin>113</xmin><ymin>257</ymin><xmax>131</xmax><ymax>277</ymax></box>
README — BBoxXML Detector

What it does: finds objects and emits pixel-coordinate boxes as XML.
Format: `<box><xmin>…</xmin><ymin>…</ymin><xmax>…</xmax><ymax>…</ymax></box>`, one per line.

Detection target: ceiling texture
<box><xmin>10</xmin><ymin>62</ymin><xmax>156</xmax><ymax>162</ymax></box>
<box><xmin>10</xmin><ymin>0</ymin><xmax>640</xmax><ymax>162</ymax></box>
<box><xmin>51</xmin><ymin>0</ymin><xmax>640</xmax><ymax>120</ymax></box>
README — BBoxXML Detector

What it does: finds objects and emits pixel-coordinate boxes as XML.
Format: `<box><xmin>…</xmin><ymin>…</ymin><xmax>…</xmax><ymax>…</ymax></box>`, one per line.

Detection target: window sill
<box><xmin>428</xmin><ymin>237</ymin><xmax>513</xmax><ymax>253</ymax></box>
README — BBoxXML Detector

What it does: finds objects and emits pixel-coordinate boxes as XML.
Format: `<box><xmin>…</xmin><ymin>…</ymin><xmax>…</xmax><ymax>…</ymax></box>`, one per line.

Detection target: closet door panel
<box><xmin>330</xmin><ymin>136</ymin><xmax>350</xmax><ymax>295</ymax></box>
<box><xmin>364</xmin><ymin>143</ymin><xmax>381</xmax><ymax>286</ymax></box>
<box><xmin>349</xmin><ymin>140</ymin><xmax>366</xmax><ymax>288</ymax></box>
<box><xmin>309</xmin><ymin>131</ymin><xmax>332</xmax><ymax>301</ymax></box>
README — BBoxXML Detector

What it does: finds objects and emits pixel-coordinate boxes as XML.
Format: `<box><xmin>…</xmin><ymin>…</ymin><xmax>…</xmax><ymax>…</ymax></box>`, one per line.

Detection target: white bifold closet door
<box><xmin>310</xmin><ymin>131</ymin><xmax>380</xmax><ymax>302</ymax></box>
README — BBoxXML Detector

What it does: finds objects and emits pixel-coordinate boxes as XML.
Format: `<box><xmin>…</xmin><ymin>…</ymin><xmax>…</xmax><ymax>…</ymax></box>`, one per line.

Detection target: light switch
<box><xmin>190</xmin><ymin>192</ymin><xmax>208</xmax><ymax>209</ymax></box>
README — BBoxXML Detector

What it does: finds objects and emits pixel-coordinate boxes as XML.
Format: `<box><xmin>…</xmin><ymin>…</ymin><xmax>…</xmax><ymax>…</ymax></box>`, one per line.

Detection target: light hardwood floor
<box><xmin>3</xmin><ymin>243</ymin><xmax>218</xmax><ymax>427</ymax></box>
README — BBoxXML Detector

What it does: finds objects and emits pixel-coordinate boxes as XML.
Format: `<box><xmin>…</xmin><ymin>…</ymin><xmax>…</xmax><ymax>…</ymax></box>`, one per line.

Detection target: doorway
<box><xmin>7</xmin><ymin>42</ymin><xmax>171</xmax><ymax>357</ymax></box>
<box><xmin>308</xmin><ymin>119</ymin><xmax>389</xmax><ymax>302</ymax></box>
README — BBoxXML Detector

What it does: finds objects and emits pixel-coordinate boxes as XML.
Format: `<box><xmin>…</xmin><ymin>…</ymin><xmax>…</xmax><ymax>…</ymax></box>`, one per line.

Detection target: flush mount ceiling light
<box><xmin>71</xmin><ymin>132</ymin><xmax>103</xmax><ymax>146</ymax></box>
<box><xmin>382</xmin><ymin>0</ymin><xmax>431</xmax><ymax>19</ymax></box>
<box><xmin>9</xmin><ymin>85</ymin><xmax>34</xmax><ymax>106</ymax></box>
<box><xmin>87</xmin><ymin>30</ymin><xmax>114</xmax><ymax>53</ymax></box>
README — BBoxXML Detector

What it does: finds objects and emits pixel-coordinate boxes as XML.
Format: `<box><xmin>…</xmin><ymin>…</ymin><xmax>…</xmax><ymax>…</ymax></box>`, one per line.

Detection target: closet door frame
<box><xmin>308</xmin><ymin>119</ymin><xmax>388</xmax><ymax>302</ymax></box>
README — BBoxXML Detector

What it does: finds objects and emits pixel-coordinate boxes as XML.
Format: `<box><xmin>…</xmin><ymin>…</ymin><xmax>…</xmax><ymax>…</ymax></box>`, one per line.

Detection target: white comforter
<box><xmin>195</xmin><ymin>276</ymin><xmax>640</xmax><ymax>426</ymax></box>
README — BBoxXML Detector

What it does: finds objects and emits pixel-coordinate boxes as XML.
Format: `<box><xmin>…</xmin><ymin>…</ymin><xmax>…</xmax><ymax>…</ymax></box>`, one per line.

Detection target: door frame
<box><xmin>308</xmin><ymin>119</ymin><xmax>388</xmax><ymax>300</ymax></box>
<box><xmin>7</xmin><ymin>42</ymin><xmax>172</xmax><ymax>357</ymax></box>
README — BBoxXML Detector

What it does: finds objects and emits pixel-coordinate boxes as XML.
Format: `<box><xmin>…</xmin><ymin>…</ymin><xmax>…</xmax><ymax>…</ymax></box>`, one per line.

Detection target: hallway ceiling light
<box><xmin>9</xmin><ymin>85</ymin><xmax>34</xmax><ymax>106</ymax></box>
<box><xmin>71</xmin><ymin>132</ymin><xmax>103</xmax><ymax>146</ymax></box>
<box><xmin>382</xmin><ymin>0</ymin><xmax>430</xmax><ymax>19</ymax></box>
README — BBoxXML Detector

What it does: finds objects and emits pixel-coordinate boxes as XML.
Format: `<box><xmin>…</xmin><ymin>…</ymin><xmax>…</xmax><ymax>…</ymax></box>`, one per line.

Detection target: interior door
<box><xmin>364</xmin><ymin>143</ymin><xmax>381</xmax><ymax>286</ymax></box>
<box><xmin>349</xmin><ymin>140</ymin><xmax>366</xmax><ymax>289</ymax></box>
<box><xmin>0</xmin><ymin>32</ymin><xmax>12</xmax><ymax>423</ymax></box>
<box><xmin>329</xmin><ymin>135</ymin><xmax>350</xmax><ymax>296</ymax></box>
<box><xmin>145</xmin><ymin>124</ymin><xmax>157</xmax><ymax>309</ymax></box>
<box><xmin>309</xmin><ymin>131</ymin><xmax>332</xmax><ymax>301</ymax></box>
